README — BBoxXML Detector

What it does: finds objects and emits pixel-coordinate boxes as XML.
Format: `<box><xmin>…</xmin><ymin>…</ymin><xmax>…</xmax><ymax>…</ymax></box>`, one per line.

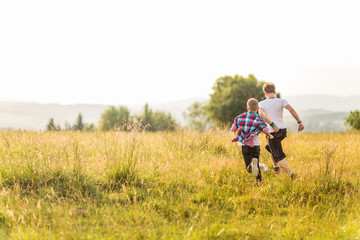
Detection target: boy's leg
<box><xmin>278</xmin><ymin>159</ymin><xmax>294</xmax><ymax>176</ymax></box>
<box><xmin>267</xmin><ymin>129</ymin><xmax>295</xmax><ymax>177</ymax></box>
<box><xmin>265</xmin><ymin>141</ymin><xmax>280</xmax><ymax>173</ymax></box>
<box><xmin>242</xmin><ymin>146</ymin><xmax>261</xmax><ymax>181</ymax></box>
<box><xmin>267</xmin><ymin>129</ymin><xmax>287</xmax><ymax>161</ymax></box>
<box><xmin>241</xmin><ymin>146</ymin><xmax>253</xmax><ymax>173</ymax></box>
<box><xmin>269</xmin><ymin>151</ymin><xmax>280</xmax><ymax>172</ymax></box>
<box><xmin>267</xmin><ymin>130</ymin><xmax>294</xmax><ymax>178</ymax></box>
<box><xmin>251</xmin><ymin>146</ymin><xmax>261</xmax><ymax>181</ymax></box>
<box><xmin>251</xmin><ymin>157</ymin><xmax>259</xmax><ymax>176</ymax></box>
<box><xmin>253</xmin><ymin>157</ymin><xmax>262</xmax><ymax>182</ymax></box>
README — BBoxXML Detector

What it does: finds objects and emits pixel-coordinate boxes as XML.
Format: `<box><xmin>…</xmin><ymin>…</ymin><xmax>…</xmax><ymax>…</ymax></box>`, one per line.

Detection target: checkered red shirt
<box><xmin>232</xmin><ymin>111</ymin><xmax>267</xmax><ymax>144</ymax></box>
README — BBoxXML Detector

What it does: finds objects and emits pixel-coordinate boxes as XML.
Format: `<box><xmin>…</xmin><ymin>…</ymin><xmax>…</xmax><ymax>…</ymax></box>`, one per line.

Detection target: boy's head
<box><xmin>247</xmin><ymin>98</ymin><xmax>258</xmax><ymax>112</ymax></box>
<box><xmin>263</xmin><ymin>82</ymin><xmax>276</xmax><ymax>94</ymax></box>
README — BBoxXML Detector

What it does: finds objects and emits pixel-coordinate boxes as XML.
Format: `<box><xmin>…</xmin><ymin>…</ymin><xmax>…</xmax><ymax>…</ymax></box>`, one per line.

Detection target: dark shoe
<box><xmin>255</xmin><ymin>179</ymin><xmax>263</xmax><ymax>186</ymax></box>
<box><xmin>290</xmin><ymin>172</ymin><xmax>296</xmax><ymax>180</ymax></box>
<box><xmin>272</xmin><ymin>166</ymin><xmax>280</xmax><ymax>175</ymax></box>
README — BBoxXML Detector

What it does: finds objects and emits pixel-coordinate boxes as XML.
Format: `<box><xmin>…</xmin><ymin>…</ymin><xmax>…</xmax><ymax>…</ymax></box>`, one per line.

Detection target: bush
<box><xmin>345</xmin><ymin>110</ymin><xmax>360</xmax><ymax>130</ymax></box>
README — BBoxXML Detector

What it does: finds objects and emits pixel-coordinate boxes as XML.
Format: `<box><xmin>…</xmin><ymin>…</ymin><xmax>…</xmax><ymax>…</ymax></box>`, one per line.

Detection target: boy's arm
<box><xmin>262</xmin><ymin>126</ymin><xmax>274</xmax><ymax>139</ymax></box>
<box><xmin>259</xmin><ymin>108</ymin><xmax>279</xmax><ymax>133</ymax></box>
<box><xmin>230</xmin><ymin>123</ymin><xmax>237</xmax><ymax>132</ymax></box>
<box><xmin>285</xmin><ymin>104</ymin><xmax>304</xmax><ymax>132</ymax></box>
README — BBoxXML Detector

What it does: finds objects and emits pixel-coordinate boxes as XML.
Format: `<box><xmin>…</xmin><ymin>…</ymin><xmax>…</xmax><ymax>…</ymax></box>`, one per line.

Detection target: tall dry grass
<box><xmin>0</xmin><ymin>130</ymin><xmax>358</xmax><ymax>239</ymax></box>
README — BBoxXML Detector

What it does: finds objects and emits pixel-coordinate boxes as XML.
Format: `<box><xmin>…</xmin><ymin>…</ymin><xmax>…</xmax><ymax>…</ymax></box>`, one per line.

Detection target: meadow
<box><xmin>0</xmin><ymin>129</ymin><xmax>359</xmax><ymax>239</ymax></box>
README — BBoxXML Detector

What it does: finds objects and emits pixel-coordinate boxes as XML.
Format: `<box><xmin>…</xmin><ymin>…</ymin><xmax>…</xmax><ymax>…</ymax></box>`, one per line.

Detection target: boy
<box><xmin>231</xmin><ymin>98</ymin><xmax>273</xmax><ymax>183</ymax></box>
<box><xmin>258</xmin><ymin>82</ymin><xmax>304</xmax><ymax>179</ymax></box>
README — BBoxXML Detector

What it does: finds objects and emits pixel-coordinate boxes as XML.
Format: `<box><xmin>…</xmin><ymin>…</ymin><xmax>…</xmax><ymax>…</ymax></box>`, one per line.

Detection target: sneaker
<box><xmin>251</xmin><ymin>158</ymin><xmax>259</xmax><ymax>176</ymax></box>
<box><xmin>272</xmin><ymin>166</ymin><xmax>280</xmax><ymax>174</ymax></box>
<box><xmin>259</xmin><ymin>163</ymin><xmax>268</xmax><ymax>172</ymax></box>
<box><xmin>290</xmin><ymin>172</ymin><xmax>296</xmax><ymax>180</ymax></box>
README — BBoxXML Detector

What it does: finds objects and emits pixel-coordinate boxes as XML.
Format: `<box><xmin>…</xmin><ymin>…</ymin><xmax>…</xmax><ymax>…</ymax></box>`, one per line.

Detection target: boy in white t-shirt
<box><xmin>258</xmin><ymin>82</ymin><xmax>304</xmax><ymax>179</ymax></box>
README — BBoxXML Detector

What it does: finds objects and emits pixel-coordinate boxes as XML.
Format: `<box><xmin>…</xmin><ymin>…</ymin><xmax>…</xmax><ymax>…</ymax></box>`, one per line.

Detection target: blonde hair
<box><xmin>263</xmin><ymin>82</ymin><xmax>276</xmax><ymax>93</ymax></box>
<box><xmin>247</xmin><ymin>98</ymin><xmax>258</xmax><ymax>112</ymax></box>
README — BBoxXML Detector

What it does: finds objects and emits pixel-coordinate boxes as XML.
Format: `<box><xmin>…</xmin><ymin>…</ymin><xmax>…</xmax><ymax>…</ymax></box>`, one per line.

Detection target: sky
<box><xmin>0</xmin><ymin>0</ymin><xmax>359</xmax><ymax>105</ymax></box>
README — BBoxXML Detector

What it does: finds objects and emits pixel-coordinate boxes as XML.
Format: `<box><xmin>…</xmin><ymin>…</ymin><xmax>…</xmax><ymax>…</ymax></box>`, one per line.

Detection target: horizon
<box><xmin>0</xmin><ymin>93</ymin><xmax>359</xmax><ymax>106</ymax></box>
<box><xmin>0</xmin><ymin>94</ymin><xmax>356</xmax><ymax>131</ymax></box>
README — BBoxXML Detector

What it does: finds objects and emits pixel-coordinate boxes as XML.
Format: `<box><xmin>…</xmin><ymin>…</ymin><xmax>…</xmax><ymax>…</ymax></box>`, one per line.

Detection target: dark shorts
<box><xmin>241</xmin><ymin>145</ymin><xmax>260</xmax><ymax>172</ymax></box>
<box><xmin>265</xmin><ymin>129</ymin><xmax>287</xmax><ymax>163</ymax></box>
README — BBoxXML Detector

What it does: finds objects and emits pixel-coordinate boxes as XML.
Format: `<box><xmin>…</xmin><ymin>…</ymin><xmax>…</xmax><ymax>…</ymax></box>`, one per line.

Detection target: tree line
<box><xmin>46</xmin><ymin>113</ymin><xmax>94</xmax><ymax>131</ymax></box>
<box><xmin>47</xmin><ymin>74</ymin><xmax>360</xmax><ymax>132</ymax></box>
<box><xmin>46</xmin><ymin>103</ymin><xmax>177</xmax><ymax>132</ymax></box>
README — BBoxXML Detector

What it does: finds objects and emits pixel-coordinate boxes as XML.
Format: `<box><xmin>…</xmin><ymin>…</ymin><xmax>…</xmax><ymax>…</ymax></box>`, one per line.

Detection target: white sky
<box><xmin>0</xmin><ymin>0</ymin><xmax>359</xmax><ymax>105</ymax></box>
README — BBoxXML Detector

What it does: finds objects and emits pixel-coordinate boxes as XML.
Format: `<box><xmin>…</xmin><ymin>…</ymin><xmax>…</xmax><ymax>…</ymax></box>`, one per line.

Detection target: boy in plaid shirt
<box><xmin>231</xmin><ymin>98</ymin><xmax>273</xmax><ymax>183</ymax></box>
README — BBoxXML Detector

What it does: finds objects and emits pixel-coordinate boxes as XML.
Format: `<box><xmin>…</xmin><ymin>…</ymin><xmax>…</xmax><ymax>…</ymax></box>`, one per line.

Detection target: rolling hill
<box><xmin>0</xmin><ymin>95</ymin><xmax>358</xmax><ymax>131</ymax></box>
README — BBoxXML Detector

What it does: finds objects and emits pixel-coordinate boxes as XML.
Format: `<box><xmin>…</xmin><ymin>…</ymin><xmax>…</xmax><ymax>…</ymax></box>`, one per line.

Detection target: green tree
<box><xmin>64</xmin><ymin>121</ymin><xmax>72</xmax><ymax>131</ymax></box>
<box><xmin>46</xmin><ymin>118</ymin><xmax>60</xmax><ymax>131</ymax></box>
<box><xmin>72</xmin><ymin>113</ymin><xmax>84</xmax><ymax>131</ymax></box>
<box><xmin>100</xmin><ymin>106</ymin><xmax>131</xmax><ymax>131</ymax></box>
<box><xmin>183</xmin><ymin>101</ymin><xmax>210</xmax><ymax>132</ymax></box>
<box><xmin>142</xmin><ymin>103</ymin><xmax>153</xmax><ymax>127</ymax></box>
<box><xmin>204</xmin><ymin>74</ymin><xmax>265</xmax><ymax>125</ymax></box>
<box><xmin>345</xmin><ymin>110</ymin><xmax>360</xmax><ymax>131</ymax></box>
<box><xmin>84</xmin><ymin>123</ymin><xmax>95</xmax><ymax>132</ymax></box>
<box><xmin>136</xmin><ymin>103</ymin><xmax>177</xmax><ymax>131</ymax></box>
<box><xmin>152</xmin><ymin>111</ymin><xmax>177</xmax><ymax>131</ymax></box>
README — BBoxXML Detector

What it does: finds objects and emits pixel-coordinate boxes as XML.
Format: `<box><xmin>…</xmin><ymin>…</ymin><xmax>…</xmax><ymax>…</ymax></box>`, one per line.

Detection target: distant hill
<box><xmin>0</xmin><ymin>102</ymin><xmax>108</xmax><ymax>130</ymax></box>
<box><xmin>284</xmin><ymin>110</ymin><xmax>348</xmax><ymax>133</ymax></box>
<box><xmin>282</xmin><ymin>94</ymin><xmax>359</xmax><ymax>132</ymax></box>
<box><xmin>0</xmin><ymin>95</ymin><xmax>357</xmax><ymax>131</ymax></box>
<box><xmin>285</xmin><ymin>94</ymin><xmax>360</xmax><ymax>112</ymax></box>
<box><xmin>0</xmin><ymin>98</ymin><xmax>203</xmax><ymax>131</ymax></box>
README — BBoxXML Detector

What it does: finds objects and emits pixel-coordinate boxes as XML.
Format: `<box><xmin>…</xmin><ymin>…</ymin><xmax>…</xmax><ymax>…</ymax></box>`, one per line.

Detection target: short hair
<box><xmin>247</xmin><ymin>98</ymin><xmax>258</xmax><ymax>112</ymax></box>
<box><xmin>263</xmin><ymin>82</ymin><xmax>276</xmax><ymax>93</ymax></box>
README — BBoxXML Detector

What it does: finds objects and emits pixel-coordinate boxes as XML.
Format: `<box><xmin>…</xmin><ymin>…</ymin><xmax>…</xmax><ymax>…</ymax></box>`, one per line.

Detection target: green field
<box><xmin>0</xmin><ymin>130</ymin><xmax>359</xmax><ymax>239</ymax></box>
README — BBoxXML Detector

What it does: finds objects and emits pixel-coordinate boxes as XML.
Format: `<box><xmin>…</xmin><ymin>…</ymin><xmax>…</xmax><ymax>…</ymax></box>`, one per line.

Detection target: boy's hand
<box><xmin>298</xmin><ymin>123</ymin><xmax>304</xmax><ymax>132</ymax></box>
<box><xmin>272</xmin><ymin>125</ymin><xmax>279</xmax><ymax>133</ymax></box>
<box><xmin>267</xmin><ymin>134</ymin><xmax>274</xmax><ymax>140</ymax></box>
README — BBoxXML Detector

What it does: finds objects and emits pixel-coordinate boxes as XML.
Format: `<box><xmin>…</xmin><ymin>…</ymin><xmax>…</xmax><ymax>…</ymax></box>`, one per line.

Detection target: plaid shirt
<box><xmin>232</xmin><ymin>111</ymin><xmax>267</xmax><ymax>145</ymax></box>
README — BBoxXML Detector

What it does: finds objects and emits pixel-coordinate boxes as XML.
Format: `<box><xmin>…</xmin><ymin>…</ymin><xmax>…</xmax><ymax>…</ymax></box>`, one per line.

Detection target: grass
<box><xmin>0</xmin><ymin>130</ymin><xmax>359</xmax><ymax>239</ymax></box>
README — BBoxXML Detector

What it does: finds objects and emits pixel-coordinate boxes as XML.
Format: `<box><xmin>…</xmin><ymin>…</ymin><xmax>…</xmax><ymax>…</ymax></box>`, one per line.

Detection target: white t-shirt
<box><xmin>259</xmin><ymin>98</ymin><xmax>289</xmax><ymax>132</ymax></box>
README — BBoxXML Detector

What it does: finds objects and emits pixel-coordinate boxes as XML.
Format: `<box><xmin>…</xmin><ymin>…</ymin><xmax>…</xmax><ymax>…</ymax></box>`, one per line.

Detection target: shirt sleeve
<box><xmin>258</xmin><ymin>101</ymin><xmax>263</xmax><ymax>108</ymax></box>
<box><xmin>282</xmin><ymin>99</ymin><xmax>289</xmax><ymax>108</ymax></box>
<box><xmin>262</xmin><ymin>126</ymin><xmax>269</xmax><ymax>133</ymax></box>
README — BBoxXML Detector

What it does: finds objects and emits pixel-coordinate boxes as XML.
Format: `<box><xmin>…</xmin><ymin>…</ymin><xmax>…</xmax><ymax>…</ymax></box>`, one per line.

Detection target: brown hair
<box><xmin>247</xmin><ymin>98</ymin><xmax>258</xmax><ymax>112</ymax></box>
<box><xmin>263</xmin><ymin>82</ymin><xmax>276</xmax><ymax>93</ymax></box>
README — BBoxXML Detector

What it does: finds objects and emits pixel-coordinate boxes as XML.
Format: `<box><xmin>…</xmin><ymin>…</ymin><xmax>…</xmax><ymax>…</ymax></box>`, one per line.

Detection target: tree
<box><xmin>142</xmin><ymin>103</ymin><xmax>153</xmax><ymax>127</ymax></box>
<box><xmin>46</xmin><ymin>118</ymin><xmax>60</xmax><ymax>131</ymax></box>
<box><xmin>345</xmin><ymin>110</ymin><xmax>360</xmax><ymax>131</ymax></box>
<box><xmin>64</xmin><ymin>121</ymin><xmax>72</xmax><ymax>131</ymax></box>
<box><xmin>152</xmin><ymin>111</ymin><xmax>177</xmax><ymax>131</ymax></box>
<box><xmin>136</xmin><ymin>103</ymin><xmax>177</xmax><ymax>131</ymax></box>
<box><xmin>84</xmin><ymin>123</ymin><xmax>95</xmax><ymax>132</ymax></box>
<box><xmin>204</xmin><ymin>74</ymin><xmax>265</xmax><ymax>125</ymax></box>
<box><xmin>183</xmin><ymin>101</ymin><xmax>211</xmax><ymax>131</ymax></box>
<box><xmin>72</xmin><ymin>113</ymin><xmax>84</xmax><ymax>131</ymax></box>
<box><xmin>100</xmin><ymin>106</ymin><xmax>131</xmax><ymax>131</ymax></box>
